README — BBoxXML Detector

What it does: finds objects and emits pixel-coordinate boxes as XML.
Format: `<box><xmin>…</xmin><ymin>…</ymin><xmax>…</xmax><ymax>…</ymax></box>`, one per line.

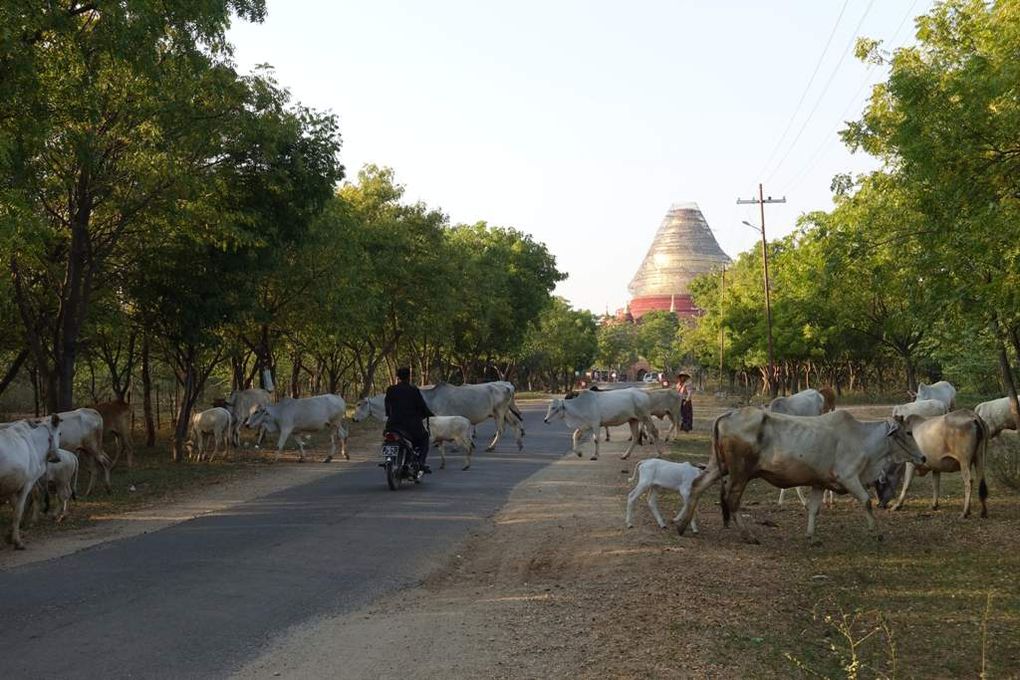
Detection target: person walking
<box><xmin>675</xmin><ymin>371</ymin><xmax>693</xmax><ymax>432</ymax></box>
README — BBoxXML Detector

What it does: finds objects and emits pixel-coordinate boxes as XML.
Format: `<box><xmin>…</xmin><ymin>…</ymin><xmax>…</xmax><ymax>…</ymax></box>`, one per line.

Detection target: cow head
<box><xmin>885</xmin><ymin>415</ymin><xmax>926</xmax><ymax>467</ymax></box>
<box><xmin>353</xmin><ymin>398</ymin><xmax>373</xmax><ymax>423</ymax></box>
<box><xmin>544</xmin><ymin>399</ymin><xmax>565</xmax><ymax>423</ymax></box>
<box><xmin>873</xmin><ymin>461</ymin><xmax>906</xmax><ymax>508</ymax></box>
<box><xmin>245</xmin><ymin>405</ymin><xmax>271</xmax><ymax>430</ymax></box>
<box><xmin>29</xmin><ymin>414</ymin><xmax>62</xmax><ymax>463</ymax></box>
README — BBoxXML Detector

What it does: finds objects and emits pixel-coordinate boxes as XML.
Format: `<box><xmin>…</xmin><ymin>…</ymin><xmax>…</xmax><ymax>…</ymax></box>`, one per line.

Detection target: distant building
<box><xmin>627</xmin><ymin>202</ymin><xmax>731</xmax><ymax>320</ymax></box>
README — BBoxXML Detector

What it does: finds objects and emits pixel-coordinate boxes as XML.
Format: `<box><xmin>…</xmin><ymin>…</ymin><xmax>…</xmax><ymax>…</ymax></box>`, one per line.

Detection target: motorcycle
<box><xmin>380</xmin><ymin>430</ymin><xmax>424</xmax><ymax>490</ymax></box>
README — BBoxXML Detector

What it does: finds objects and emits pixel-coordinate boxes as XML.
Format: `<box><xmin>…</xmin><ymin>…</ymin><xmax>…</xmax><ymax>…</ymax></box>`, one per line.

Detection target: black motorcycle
<box><xmin>380</xmin><ymin>430</ymin><xmax>424</xmax><ymax>490</ymax></box>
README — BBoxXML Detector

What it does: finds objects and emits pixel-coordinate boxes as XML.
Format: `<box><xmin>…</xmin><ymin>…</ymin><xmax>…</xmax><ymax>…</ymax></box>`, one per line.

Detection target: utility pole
<box><xmin>737</xmin><ymin>184</ymin><xmax>786</xmax><ymax>398</ymax></box>
<box><xmin>719</xmin><ymin>266</ymin><xmax>726</xmax><ymax>383</ymax></box>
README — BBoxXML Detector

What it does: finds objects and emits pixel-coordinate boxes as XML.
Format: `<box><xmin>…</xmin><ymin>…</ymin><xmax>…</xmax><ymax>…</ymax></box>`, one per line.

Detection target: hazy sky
<box><xmin>227</xmin><ymin>0</ymin><xmax>931</xmax><ymax>314</ymax></box>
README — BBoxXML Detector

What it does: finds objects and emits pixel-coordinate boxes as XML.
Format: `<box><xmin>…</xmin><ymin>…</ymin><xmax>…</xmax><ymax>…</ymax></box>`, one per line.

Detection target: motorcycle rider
<box><xmin>384</xmin><ymin>367</ymin><xmax>435</xmax><ymax>474</ymax></box>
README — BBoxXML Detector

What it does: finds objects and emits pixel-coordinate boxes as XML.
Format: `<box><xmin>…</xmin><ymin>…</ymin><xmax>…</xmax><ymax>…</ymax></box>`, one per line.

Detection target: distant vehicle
<box><xmin>642</xmin><ymin>372</ymin><xmax>660</xmax><ymax>384</ymax></box>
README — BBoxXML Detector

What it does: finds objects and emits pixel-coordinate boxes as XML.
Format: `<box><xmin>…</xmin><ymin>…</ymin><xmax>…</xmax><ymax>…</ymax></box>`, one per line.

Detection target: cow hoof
<box><xmin>485</xmin><ymin>446</ymin><xmax>495</xmax><ymax>453</ymax></box>
<box><xmin>462</xmin><ymin>465</ymin><xmax>470</xmax><ymax>471</ymax></box>
<box><xmin>344</xmin><ymin>454</ymin><xmax>350</xmax><ymax>461</ymax></box>
<box><xmin>809</xmin><ymin>538</ymin><xmax>822</xmax><ymax>547</ymax></box>
<box><xmin>576</xmin><ymin>452</ymin><xmax>582</xmax><ymax>458</ymax></box>
<box><xmin>590</xmin><ymin>456</ymin><xmax>599</xmax><ymax>461</ymax></box>
<box><xmin>13</xmin><ymin>541</ymin><xmax>25</xmax><ymax>550</ymax></box>
<box><xmin>321</xmin><ymin>456</ymin><xmax>333</xmax><ymax>463</ymax></box>
<box><xmin>658</xmin><ymin>524</ymin><xmax>667</xmax><ymax>530</ymax></box>
<box><xmin>517</xmin><ymin>443</ymin><xmax>523</xmax><ymax>452</ymax></box>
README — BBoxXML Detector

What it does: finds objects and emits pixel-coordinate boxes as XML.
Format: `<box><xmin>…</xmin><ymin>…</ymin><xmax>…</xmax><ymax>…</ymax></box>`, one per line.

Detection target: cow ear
<box><xmin>886</xmin><ymin>420</ymin><xmax>900</xmax><ymax>436</ymax></box>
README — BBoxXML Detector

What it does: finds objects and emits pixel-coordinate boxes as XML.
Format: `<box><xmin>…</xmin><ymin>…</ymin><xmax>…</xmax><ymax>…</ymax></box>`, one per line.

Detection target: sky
<box><xmin>227</xmin><ymin>0</ymin><xmax>932</xmax><ymax>314</ymax></box>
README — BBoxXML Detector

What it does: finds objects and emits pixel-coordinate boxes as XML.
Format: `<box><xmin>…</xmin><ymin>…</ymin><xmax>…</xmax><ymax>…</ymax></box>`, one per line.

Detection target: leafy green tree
<box><xmin>596</xmin><ymin>322</ymin><xmax>638</xmax><ymax>376</ymax></box>
<box><xmin>520</xmin><ymin>298</ymin><xmax>598</xmax><ymax>392</ymax></box>
<box><xmin>2</xmin><ymin>1</ymin><xmax>273</xmax><ymax>410</ymax></box>
<box><xmin>635</xmin><ymin>311</ymin><xmax>683</xmax><ymax>375</ymax></box>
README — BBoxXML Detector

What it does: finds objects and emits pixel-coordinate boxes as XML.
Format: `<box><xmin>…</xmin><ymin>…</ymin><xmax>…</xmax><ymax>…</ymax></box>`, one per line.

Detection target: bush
<box><xmin>988</xmin><ymin>435</ymin><xmax>1020</xmax><ymax>492</ymax></box>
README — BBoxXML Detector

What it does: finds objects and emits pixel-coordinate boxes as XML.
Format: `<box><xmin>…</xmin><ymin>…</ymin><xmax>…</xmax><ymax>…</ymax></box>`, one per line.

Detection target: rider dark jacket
<box><xmin>384</xmin><ymin>380</ymin><xmax>434</xmax><ymax>450</ymax></box>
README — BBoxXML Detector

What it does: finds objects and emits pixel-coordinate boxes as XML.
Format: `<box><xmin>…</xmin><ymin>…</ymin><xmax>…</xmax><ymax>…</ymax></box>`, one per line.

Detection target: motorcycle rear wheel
<box><xmin>385</xmin><ymin>460</ymin><xmax>401</xmax><ymax>490</ymax></box>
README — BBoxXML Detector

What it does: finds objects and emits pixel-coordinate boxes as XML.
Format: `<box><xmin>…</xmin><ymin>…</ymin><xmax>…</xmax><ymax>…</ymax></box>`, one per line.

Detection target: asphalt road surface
<box><xmin>0</xmin><ymin>405</ymin><xmax>569</xmax><ymax>680</ymax></box>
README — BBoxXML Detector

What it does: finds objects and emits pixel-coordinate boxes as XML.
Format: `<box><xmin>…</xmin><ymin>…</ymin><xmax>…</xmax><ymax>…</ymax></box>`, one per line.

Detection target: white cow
<box><xmin>0</xmin><ymin>415</ymin><xmax>61</xmax><ymax>549</ymax></box>
<box><xmin>55</xmin><ymin>408</ymin><xmax>112</xmax><ymax>496</ymax></box>
<box><xmin>43</xmin><ymin>449</ymin><xmax>79</xmax><ymax>522</ymax></box>
<box><xmin>226</xmin><ymin>388</ymin><xmax>272</xmax><ymax>447</ymax></box>
<box><xmin>768</xmin><ymin>388</ymin><xmax>827</xmax><ymax>416</ymax></box>
<box><xmin>975</xmin><ymin>397</ymin><xmax>1019</xmax><ymax>439</ymax></box>
<box><xmin>892</xmin><ymin>399</ymin><xmax>949</xmax><ymax>419</ymax></box>
<box><xmin>886</xmin><ymin>409</ymin><xmax>989</xmax><ymax>518</ymax></box>
<box><xmin>601</xmin><ymin>387</ymin><xmax>680</xmax><ymax>443</ymax></box>
<box><xmin>912</xmin><ymin>380</ymin><xmax>956</xmax><ymax>410</ymax></box>
<box><xmin>674</xmin><ymin>408</ymin><xmax>926</xmax><ymax>544</ymax></box>
<box><xmin>543</xmin><ymin>389</ymin><xmax>664</xmax><ymax>460</ymax></box>
<box><xmin>246</xmin><ymin>394</ymin><xmax>348</xmax><ymax>463</ymax></box>
<box><xmin>352</xmin><ymin>396</ymin><xmax>475</xmax><ymax>470</ymax></box>
<box><xmin>188</xmin><ymin>407</ymin><xmax>233</xmax><ymax>461</ymax></box>
<box><xmin>625</xmin><ymin>459</ymin><xmax>702</xmax><ymax>533</ymax></box>
<box><xmin>420</xmin><ymin>382</ymin><xmax>523</xmax><ymax>452</ymax></box>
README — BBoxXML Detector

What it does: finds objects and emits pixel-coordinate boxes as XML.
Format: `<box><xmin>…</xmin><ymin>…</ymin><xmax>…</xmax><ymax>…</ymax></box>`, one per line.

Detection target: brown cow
<box><xmin>884</xmin><ymin>409</ymin><xmax>989</xmax><ymax>518</ymax></box>
<box><xmin>93</xmin><ymin>400</ymin><xmax>134</xmax><ymax>468</ymax></box>
<box><xmin>676</xmin><ymin>407</ymin><xmax>925</xmax><ymax>544</ymax></box>
<box><xmin>819</xmin><ymin>386</ymin><xmax>836</xmax><ymax>413</ymax></box>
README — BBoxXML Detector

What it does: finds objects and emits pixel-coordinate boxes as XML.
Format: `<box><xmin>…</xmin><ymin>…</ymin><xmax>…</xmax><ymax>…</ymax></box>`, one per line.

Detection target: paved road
<box><xmin>0</xmin><ymin>406</ymin><xmax>569</xmax><ymax>680</ymax></box>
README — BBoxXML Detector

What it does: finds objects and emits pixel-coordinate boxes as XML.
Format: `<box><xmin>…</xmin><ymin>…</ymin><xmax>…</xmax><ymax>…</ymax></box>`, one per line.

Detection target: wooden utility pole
<box><xmin>719</xmin><ymin>266</ymin><xmax>726</xmax><ymax>381</ymax></box>
<box><xmin>737</xmin><ymin>184</ymin><xmax>786</xmax><ymax>397</ymax></box>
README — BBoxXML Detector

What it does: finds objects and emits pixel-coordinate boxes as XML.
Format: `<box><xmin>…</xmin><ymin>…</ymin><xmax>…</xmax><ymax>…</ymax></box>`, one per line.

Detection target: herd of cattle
<box><xmin>0</xmin><ymin>381</ymin><xmax>526</xmax><ymax>549</ymax></box>
<box><xmin>1</xmin><ymin>376</ymin><xmax>1017</xmax><ymax>550</ymax></box>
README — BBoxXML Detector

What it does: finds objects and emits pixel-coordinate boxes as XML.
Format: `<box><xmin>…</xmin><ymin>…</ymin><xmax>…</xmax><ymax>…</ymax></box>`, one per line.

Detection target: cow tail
<box><xmin>975</xmin><ymin>415</ymin><xmax>989</xmax><ymax>507</ymax></box>
<box><xmin>628</xmin><ymin>459</ymin><xmax>645</xmax><ymax>484</ymax></box>
<box><xmin>711</xmin><ymin>413</ymin><xmax>730</xmax><ymax>524</ymax></box>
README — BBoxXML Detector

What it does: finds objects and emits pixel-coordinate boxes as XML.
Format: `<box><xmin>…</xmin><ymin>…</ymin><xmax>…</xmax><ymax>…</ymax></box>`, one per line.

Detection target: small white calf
<box><xmin>189</xmin><ymin>407</ymin><xmax>233</xmax><ymax>461</ymax></box>
<box><xmin>44</xmin><ymin>449</ymin><xmax>79</xmax><ymax>522</ymax></box>
<box><xmin>429</xmin><ymin>416</ymin><xmax>475</xmax><ymax>470</ymax></box>
<box><xmin>625</xmin><ymin>459</ymin><xmax>702</xmax><ymax>533</ymax></box>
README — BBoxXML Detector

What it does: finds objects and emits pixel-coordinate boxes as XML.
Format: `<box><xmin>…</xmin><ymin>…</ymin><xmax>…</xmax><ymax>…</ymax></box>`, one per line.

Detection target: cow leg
<box><xmin>591</xmin><ymin>428</ymin><xmax>600</xmax><ymax>460</ymax></box>
<box><xmin>485</xmin><ymin>416</ymin><xmax>503</xmax><ymax>452</ymax></box>
<box><xmin>796</xmin><ymin>486</ymin><xmax>808</xmax><ymax>506</ymax></box>
<box><xmin>604</xmin><ymin>426</ymin><xmax>610</xmax><ymax>442</ymax></box>
<box><xmin>676</xmin><ymin>465</ymin><xmax>722</xmax><ymax>536</ymax></box>
<box><xmin>958</xmin><ymin>465</ymin><xmax>974</xmax><ymax>518</ymax></box>
<box><xmin>673</xmin><ymin>495</ymin><xmax>698</xmax><ymax>534</ymax></box>
<box><xmin>275</xmin><ymin>428</ymin><xmax>292</xmax><ymax>463</ymax></box>
<box><xmin>844</xmin><ymin>477</ymin><xmax>881</xmax><ymax>540</ymax></box>
<box><xmin>805</xmin><ymin>487</ymin><xmax>825</xmax><ymax>545</ymax></box>
<box><xmin>570</xmin><ymin>428</ymin><xmax>583</xmax><ymax>457</ymax></box>
<box><xmin>890</xmin><ymin>462</ymin><xmax>916</xmax><ymax>511</ymax></box>
<box><xmin>777</xmin><ymin>488</ymin><xmax>786</xmax><ymax>506</ymax></box>
<box><xmin>644</xmin><ymin>418</ymin><xmax>664</xmax><ymax>457</ymax></box>
<box><xmin>439</xmin><ymin>441</ymin><xmax>447</xmax><ymax>470</ymax></box>
<box><xmin>625</xmin><ymin>479</ymin><xmax>649</xmax><ymax>528</ymax></box>
<box><xmin>723</xmin><ymin>477</ymin><xmax>757</xmax><ymax>544</ymax></box>
<box><xmin>646</xmin><ymin>488</ymin><xmax>668</xmax><ymax>529</ymax></box>
<box><xmin>620</xmin><ymin>420</ymin><xmax>640</xmax><ymax>460</ymax></box>
<box><xmin>932</xmin><ymin>471</ymin><xmax>944</xmax><ymax>512</ymax></box>
<box><xmin>9</xmin><ymin>485</ymin><xmax>32</xmax><ymax>550</ymax></box>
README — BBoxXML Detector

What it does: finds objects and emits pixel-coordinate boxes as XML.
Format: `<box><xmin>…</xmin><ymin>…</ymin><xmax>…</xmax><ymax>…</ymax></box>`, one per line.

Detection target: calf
<box><xmin>886</xmin><ymin>409</ymin><xmax>989</xmax><ymax>518</ymax></box>
<box><xmin>189</xmin><ymin>407</ymin><xmax>233</xmax><ymax>461</ymax></box>
<box><xmin>625</xmin><ymin>459</ymin><xmax>702</xmax><ymax>533</ymax></box>
<box><xmin>43</xmin><ymin>449</ymin><xmax>79</xmax><ymax>522</ymax></box>
<box><xmin>428</xmin><ymin>416</ymin><xmax>475</xmax><ymax>470</ymax></box>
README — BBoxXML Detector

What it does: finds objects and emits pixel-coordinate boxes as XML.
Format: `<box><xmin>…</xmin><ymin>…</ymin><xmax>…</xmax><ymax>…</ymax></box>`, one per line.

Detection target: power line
<box><xmin>777</xmin><ymin>0</ymin><xmax>925</xmax><ymax>195</ymax></box>
<box><xmin>755</xmin><ymin>0</ymin><xmax>852</xmax><ymax>181</ymax></box>
<box><xmin>764</xmin><ymin>0</ymin><xmax>878</xmax><ymax>185</ymax></box>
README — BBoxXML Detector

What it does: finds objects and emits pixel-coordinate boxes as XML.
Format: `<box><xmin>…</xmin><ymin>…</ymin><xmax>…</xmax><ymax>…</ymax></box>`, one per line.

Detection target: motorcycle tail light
<box><xmin>384</xmin><ymin>432</ymin><xmax>400</xmax><ymax>442</ymax></box>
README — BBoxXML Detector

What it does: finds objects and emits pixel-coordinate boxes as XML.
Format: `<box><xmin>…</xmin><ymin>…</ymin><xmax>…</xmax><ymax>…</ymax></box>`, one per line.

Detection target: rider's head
<box><xmin>396</xmin><ymin>367</ymin><xmax>411</xmax><ymax>382</ymax></box>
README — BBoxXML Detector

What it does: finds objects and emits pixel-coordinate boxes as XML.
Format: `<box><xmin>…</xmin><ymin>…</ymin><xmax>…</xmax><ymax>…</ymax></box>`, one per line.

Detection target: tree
<box><xmin>520</xmin><ymin>298</ymin><xmax>598</xmax><ymax>392</ymax></box>
<box><xmin>2</xmin><ymin>2</ymin><xmax>270</xmax><ymax>410</ymax></box>
<box><xmin>635</xmin><ymin>311</ymin><xmax>683</xmax><ymax>375</ymax></box>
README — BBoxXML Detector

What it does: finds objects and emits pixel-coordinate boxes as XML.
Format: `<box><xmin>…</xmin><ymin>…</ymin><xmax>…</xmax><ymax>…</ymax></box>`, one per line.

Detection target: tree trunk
<box><xmin>172</xmin><ymin>362</ymin><xmax>196</xmax><ymax>462</ymax></box>
<box><xmin>290</xmin><ymin>351</ymin><xmax>302</xmax><ymax>398</ymax></box>
<box><xmin>992</xmin><ymin>317</ymin><xmax>1020</xmax><ymax>425</ymax></box>
<box><xmin>0</xmin><ymin>348</ymin><xmax>29</xmax><ymax>397</ymax></box>
<box><xmin>142</xmin><ymin>335</ymin><xmax>156</xmax><ymax>447</ymax></box>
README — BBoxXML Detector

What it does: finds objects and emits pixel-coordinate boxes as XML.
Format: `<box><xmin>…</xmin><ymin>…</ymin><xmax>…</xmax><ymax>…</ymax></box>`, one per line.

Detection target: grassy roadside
<box><xmin>657</xmin><ymin>407</ymin><xmax>1020</xmax><ymax>679</ymax></box>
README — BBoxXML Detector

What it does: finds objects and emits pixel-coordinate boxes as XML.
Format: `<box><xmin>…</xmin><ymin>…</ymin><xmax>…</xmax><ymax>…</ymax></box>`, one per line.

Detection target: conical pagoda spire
<box><xmin>627</xmin><ymin>202</ymin><xmax>731</xmax><ymax>319</ymax></box>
